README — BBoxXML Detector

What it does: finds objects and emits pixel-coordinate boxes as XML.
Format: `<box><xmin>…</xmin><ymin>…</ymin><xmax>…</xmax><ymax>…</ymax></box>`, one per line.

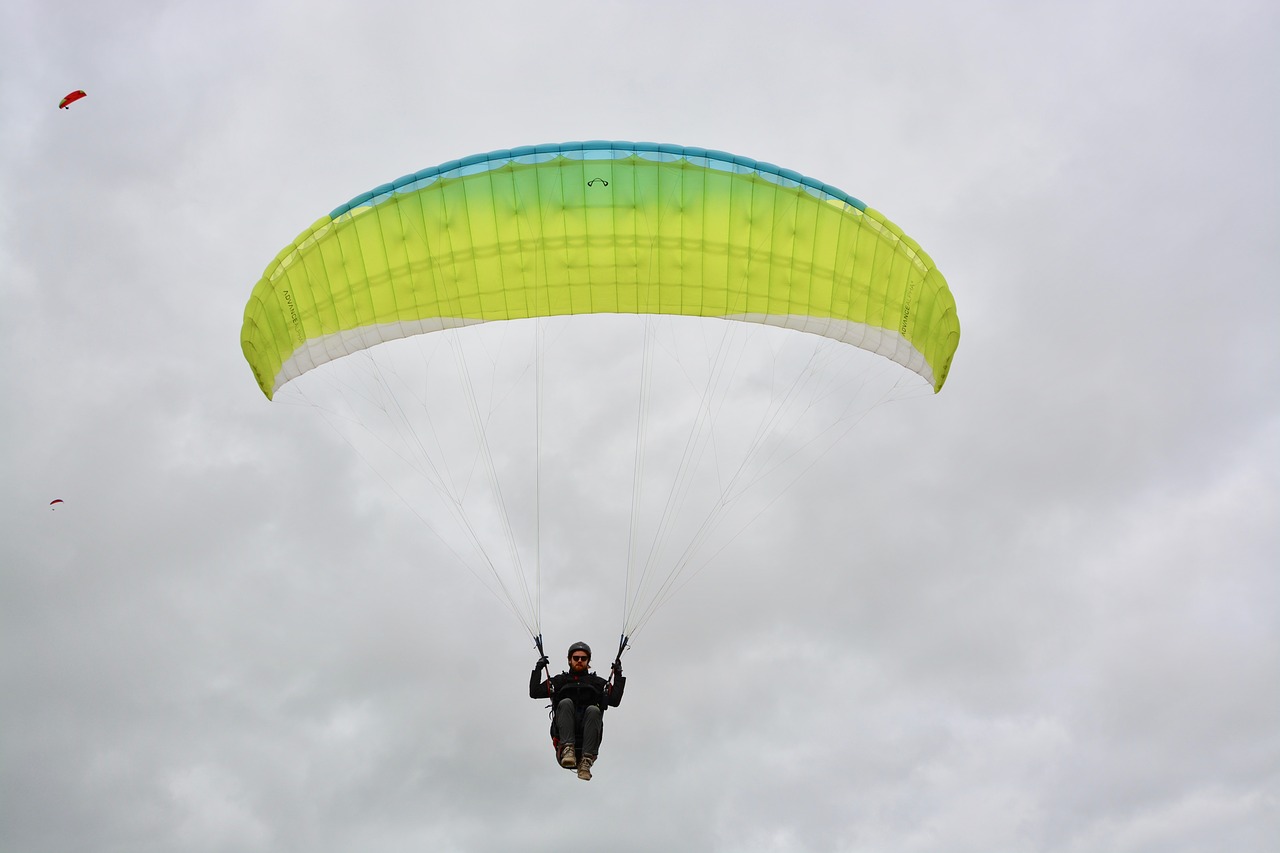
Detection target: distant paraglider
<box><xmin>49</xmin><ymin>499</ymin><xmax>64</xmax><ymax>509</ymax></box>
<box><xmin>58</xmin><ymin>90</ymin><xmax>87</xmax><ymax>109</ymax></box>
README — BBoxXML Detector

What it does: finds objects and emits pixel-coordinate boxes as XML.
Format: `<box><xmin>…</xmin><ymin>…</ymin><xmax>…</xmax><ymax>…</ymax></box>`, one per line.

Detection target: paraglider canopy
<box><xmin>240</xmin><ymin>140</ymin><xmax>962</xmax><ymax>643</ymax></box>
<box><xmin>242</xmin><ymin>141</ymin><xmax>959</xmax><ymax>400</ymax></box>
<box><xmin>59</xmin><ymin>90</ymin><xmax>86</xmax><ymax>109</ymax></box>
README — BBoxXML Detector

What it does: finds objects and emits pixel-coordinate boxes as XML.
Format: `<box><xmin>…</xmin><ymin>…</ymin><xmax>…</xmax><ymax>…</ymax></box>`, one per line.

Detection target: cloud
<box><xmin>2</xmin><ymin>1</ymin><xmax>1277</xmax><ymax>851</ymax></box>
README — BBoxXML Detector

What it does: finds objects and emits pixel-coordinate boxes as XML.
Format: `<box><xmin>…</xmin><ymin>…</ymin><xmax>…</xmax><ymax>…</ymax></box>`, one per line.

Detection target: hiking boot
<box><xmin>559</xmin><ymin>744</ymin><xmax>577</xmax><ymax>768</ymax></box>
<box><xmin>577</xmin><ymin>754</ymin><xmax>595</xmax><ymax>781</ymax></box>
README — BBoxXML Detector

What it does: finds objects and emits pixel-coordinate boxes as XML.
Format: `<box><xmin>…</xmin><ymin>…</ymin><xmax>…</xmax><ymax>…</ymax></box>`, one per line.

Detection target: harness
<box><xmin>536</xmin><ymin>633</ymin><xmax>630</xmax><ymax>764</ymax></box>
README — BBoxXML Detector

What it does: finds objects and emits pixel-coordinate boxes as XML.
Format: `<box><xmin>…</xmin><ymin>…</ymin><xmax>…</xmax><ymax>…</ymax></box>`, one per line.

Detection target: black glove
<box><xmin>536</xmin><ymin>655</ymin><xmax>549</xmax><ymax>669</ymax></box>
<box><xmin>611</xmin><ymin>660</ymin><xmax>623</xmax><ymax>677</ymax></box>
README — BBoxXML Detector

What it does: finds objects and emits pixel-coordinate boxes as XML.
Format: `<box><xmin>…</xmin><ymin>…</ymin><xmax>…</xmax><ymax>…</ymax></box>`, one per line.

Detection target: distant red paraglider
<box><xmin>59</xmin><ymin>90</ymin><xmax>87</xmax><ymax>109</ymax></box>
<box><xmin>49</xmin><ymin>499</ymin><xmax>65</xmax><ymax>508</ymax></box>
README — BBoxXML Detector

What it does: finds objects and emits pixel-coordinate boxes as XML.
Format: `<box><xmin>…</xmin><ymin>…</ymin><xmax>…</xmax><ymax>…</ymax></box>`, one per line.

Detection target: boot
<box><xmin>577</xmin><ymin>754</ymin><xmax>595</xmax><ymax>781</ymax></box>
<box><xmin>559</xmin><ymin>743</ymin><xmax>577</xmax><ymax>769</ymax></box>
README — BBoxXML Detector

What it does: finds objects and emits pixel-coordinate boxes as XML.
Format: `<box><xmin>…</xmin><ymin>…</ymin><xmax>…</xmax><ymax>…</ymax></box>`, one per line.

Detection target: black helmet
<box><xmin>567</xmin><ymin>641</ymin><xmax>591</xmax><ymax>659</ymax></box>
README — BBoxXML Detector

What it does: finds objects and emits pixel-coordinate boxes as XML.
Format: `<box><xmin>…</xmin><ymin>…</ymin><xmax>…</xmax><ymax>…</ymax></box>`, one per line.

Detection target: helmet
<box><xmin>567</xmin><ymin>641</ymin><xmax>592</xmax><ymax>659</ymax></box>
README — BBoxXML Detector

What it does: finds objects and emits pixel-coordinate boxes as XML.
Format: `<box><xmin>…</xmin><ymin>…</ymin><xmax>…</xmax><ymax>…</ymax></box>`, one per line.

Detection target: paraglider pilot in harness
<box><xmin>529</xmin><ymin>641</ymin><xmax>625</xmax><ymax>781</ymax></box>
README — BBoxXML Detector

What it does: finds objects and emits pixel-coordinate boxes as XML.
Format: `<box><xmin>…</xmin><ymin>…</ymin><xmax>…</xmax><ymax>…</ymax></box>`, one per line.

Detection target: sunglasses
<box><xmin>570</xmin><ymin>655</ymin><xmax>589</xmax><ymax>662</ymax></box>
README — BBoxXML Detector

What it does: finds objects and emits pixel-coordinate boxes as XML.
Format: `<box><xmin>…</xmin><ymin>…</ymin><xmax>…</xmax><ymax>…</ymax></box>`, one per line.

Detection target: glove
<box><xmin>536</xmin><ymin>655</ymin><xmax>549</xmax><ymax>669</ymax></box>
<box><xmin>611</xmin><ymin>660</ymin><xmax>623</xmax><ymax>677</ymax></box>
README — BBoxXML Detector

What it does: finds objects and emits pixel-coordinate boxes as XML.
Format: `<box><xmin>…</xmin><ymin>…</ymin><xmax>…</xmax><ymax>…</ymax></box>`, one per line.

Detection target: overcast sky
<box><xmin>2</xmin><ymin>2</ymin><xmax>1277</xmax><ymax>852</ymax></box>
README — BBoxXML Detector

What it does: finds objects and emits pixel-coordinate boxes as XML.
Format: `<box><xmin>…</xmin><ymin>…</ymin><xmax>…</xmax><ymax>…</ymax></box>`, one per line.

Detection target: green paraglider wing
<box><xmin>241</xmin><ymin>142</ymin><xmax>960</xmax><ymax>398</ymax></box>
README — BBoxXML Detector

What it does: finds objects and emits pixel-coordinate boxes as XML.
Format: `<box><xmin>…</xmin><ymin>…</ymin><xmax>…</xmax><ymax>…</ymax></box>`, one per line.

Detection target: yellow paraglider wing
<box><xmin>241</xmin><ymin>142</ymin><xmax>959</xmax><ymax>399</ymax></box>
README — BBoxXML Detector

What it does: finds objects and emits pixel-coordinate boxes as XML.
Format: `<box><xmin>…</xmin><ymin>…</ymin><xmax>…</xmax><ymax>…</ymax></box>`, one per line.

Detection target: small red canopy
<box><xmin>59</xmin><ymin>90</ymin><xmax>87</xmax><ymax>109</ymax></box>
